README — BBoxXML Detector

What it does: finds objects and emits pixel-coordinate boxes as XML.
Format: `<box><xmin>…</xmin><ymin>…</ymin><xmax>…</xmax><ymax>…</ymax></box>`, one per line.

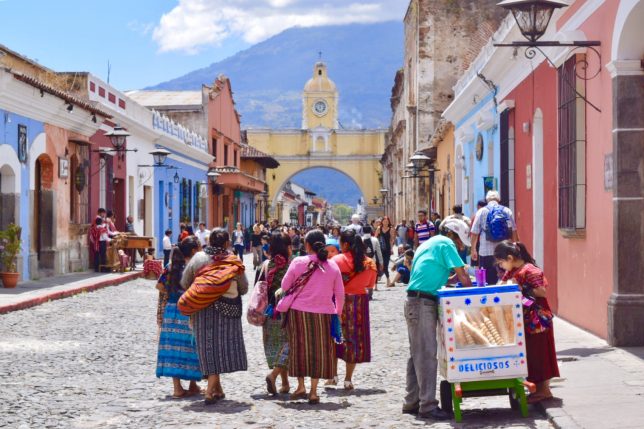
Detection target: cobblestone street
<box><xmin>0</xmin><ymin>257</ymin><xmax>552</xmax><ymax>428</ymax></box>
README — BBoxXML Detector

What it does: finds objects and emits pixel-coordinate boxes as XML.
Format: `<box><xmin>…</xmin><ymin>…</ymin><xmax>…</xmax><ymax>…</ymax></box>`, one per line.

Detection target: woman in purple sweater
<box><xmin>278</xmin><ymin>230</ymin><xmax>345</xmax><ymax>404</ymax></box>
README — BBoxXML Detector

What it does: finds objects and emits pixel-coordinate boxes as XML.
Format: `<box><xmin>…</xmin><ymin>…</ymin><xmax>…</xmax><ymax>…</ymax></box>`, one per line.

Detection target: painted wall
<box><xmin>0</xmin><ymin>109</ymin><xmax>44</xmax><ymax>279</ymax></box>
<box><xmin>434</xmin><ymin>124</ymin><xmax>455</xmax><ymax>217</ymax></box>
<box><xmin>503</xmin><ymin>61</ymin><xmax>559</xmax><ymax>311</ymax></box>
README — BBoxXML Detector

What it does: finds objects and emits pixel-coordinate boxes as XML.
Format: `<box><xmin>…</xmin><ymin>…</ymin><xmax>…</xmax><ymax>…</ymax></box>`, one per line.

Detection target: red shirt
<box><xmin>332</xmin><ymin>252</ymin><xmax>377</xmax><ymax>295</ymax></box>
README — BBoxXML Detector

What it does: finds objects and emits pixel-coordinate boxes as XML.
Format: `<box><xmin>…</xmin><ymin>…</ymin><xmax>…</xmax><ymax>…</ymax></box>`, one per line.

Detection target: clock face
<box><xmin>313</xmin><ymin>100</ymin><xmax>328</xmax><ymax>116</ymax></box>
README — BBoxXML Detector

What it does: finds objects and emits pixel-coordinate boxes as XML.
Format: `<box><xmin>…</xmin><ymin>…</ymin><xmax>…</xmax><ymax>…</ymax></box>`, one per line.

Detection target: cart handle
<box><xmin>454</xmin><ymin>383</ymin><xmax>463</xmax><ymax>399</ymax></box>
<box><xmin>522</xmin><ymin>380</ymin><xmax>537</xmax><ymax>393</ymax></box>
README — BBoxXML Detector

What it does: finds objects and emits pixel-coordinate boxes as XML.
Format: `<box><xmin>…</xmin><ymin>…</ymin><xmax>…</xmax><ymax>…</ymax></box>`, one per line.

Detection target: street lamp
<box><xmin>151</xmin><ymin>148</ymin><xmax>171</xmax><ymax>166</ymax></box>
<box><xmin>104</xmin><ymin>125</ymin><xmax>130</xmax><ymax>150</ymax></box>
<box><xmin>497</xmin><ymin>0</ymin><xmax>567</xmax><ymax>43</ymax></box>
<box><xmin>207</xmin><ymin>168</ymin><xmax>220</xmax><ymax>183</ymax></box>
<box><xmin>410</xmin><ymin>152</ymin><xmax>431</xmax><ymax>170</ymax></box>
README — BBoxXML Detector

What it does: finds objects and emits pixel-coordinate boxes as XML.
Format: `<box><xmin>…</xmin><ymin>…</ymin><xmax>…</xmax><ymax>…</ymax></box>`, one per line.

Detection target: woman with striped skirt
<box><xmin>180</xmin><ymin>228</ymin><xmax>248</xmax><ymax>405</ymax></box>
<box><xmin>261</xmin><ymin>231</ymin><xmax>293</xmax><ymax>395</ymax></box>
<box><xmin>156</xmin><ymin>236</ymin><xmax>202</xmax><ymax>397</ymax></box>
<box><xmin>278</xmin><ymin>230</ymin><xmax>345</xmax><ymax>404</ymax></box>
<box><xmin>327</xmin><ymin>229</ymin><xmax>377</xmax><ymax>390</ymax></box>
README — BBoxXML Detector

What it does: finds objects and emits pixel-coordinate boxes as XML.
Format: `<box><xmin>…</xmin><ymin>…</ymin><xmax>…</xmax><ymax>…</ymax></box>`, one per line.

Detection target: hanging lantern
<box><xmin>497</xmin><ymin>0</ymin><xmax>568</xmax><ymax>43</ymax></box>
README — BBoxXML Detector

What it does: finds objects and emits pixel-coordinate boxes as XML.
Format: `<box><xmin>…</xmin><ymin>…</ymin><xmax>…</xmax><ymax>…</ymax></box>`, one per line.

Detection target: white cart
<box><xmin>437</xmin><ymin>284</ymin><xmax>536</xmax><ymax>421</ymax></box>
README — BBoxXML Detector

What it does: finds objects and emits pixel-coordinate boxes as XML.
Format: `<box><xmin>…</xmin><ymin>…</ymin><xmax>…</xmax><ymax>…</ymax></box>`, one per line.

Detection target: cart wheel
<box><xmin>509</xmin><ymin>389</ymin><xmax>520</xmax><ymax>411</ymax></box>
<box><xmin>440</xmin><ymin>380</ymin><xmax>453</xmax><ymax>414</ymax></box>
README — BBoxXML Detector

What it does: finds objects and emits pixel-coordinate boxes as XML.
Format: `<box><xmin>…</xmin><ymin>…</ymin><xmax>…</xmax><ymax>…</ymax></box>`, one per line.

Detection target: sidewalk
<box><xmin>0</xmin><ymin>270</ymin><xmax>143</xmax><ymax>314</ymax></box>
<box><xmin>541</xmin><ymin>317</ymin><xmax>644</xmax><ymax>429</ymax></box>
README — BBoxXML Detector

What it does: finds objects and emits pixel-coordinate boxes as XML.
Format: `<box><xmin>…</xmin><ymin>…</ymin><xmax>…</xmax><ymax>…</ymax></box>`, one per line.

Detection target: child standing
<box><xmin>494</xmin><ymin>240</ymin><xmax>559</xmax><ymax>404</ymax></box>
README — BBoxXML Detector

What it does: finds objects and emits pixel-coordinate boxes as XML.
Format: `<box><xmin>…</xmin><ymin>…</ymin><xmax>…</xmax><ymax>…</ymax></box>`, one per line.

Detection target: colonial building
<box><xmin>246</xmin><ymin>62</ymin><xmax>385</xmax><ymax>218</ymax></box>
<box><xmin>382</xmin><ymin>0</ymin><xmax>505</xmax><ymax>221</ymax></box>
<box><xmin>443</xmin><ymin>0</ymin><xmax>644</xmax><ymax>346</ymax></box>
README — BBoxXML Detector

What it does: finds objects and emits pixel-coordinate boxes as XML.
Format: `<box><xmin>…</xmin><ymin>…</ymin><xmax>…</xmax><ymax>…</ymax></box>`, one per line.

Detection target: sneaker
<box><xmin>402</xmin><ymin>406</ymin><xmax>419</xmax><ymax>415</ymax></box>
<box><xmin>418</xmin><ymin>407</ymin><xmax>451</xmax><ymax>420</ymax></box>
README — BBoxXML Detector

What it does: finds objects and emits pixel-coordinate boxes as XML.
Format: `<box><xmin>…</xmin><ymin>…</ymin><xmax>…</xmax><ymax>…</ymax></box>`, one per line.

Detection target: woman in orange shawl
<box><xmin>326</xmin><ymin>228</ymin><xmax>377</xmax><ymax>390</ymax></box>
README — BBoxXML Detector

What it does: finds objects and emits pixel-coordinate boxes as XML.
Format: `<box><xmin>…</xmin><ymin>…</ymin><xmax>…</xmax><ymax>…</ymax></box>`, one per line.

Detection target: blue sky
<box><xmin>0</xmin><ymin>0</ymin><xmax>406</xmax><ymax>90</ymax></box>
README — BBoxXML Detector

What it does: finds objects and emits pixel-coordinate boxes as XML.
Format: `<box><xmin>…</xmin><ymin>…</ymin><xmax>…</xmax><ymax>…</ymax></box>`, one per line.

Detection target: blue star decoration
<box><xmin>465</xmin><ymin>298</ymin><xmax>472</xmax><ymax>306</ymax></box>
<box><xmin>480</xmin><ymin>296</ymin><xmax>488</xmax><ymax>304</ymax></box>
<box><xmin>515</xmin><ymin>304</ymin><xmax>520</xmax><ymax>309</ymax></box>
<box><xmin>448</xmin><ymin>327</ymin><xmax>453</xmax><ymax>332</ymax></box>
<box><xmin>493</xmin><ymin>296</ymin><xmax>501</xmax><ymax>303</ymax></box>
<box><xmin>519</xmin><ymin>352</ymin><xmax>524</xmax><ymax>357</ymax></box>
<box><xmin>450</xmin><ymin>357</ymin><xmax>455</xmax><ymax>362</ymax></box>
<box><xmin>518</xmin><ymin>332</ymin><xmax>523</xmax><ymax>337</ymax></box>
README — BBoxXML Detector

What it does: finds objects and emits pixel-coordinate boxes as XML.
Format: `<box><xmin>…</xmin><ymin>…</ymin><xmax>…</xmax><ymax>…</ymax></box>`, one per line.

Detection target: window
<box><xmin>224</xmin><ymin>144</ymin><xmax>229</xmax><ymax>166</ymax></box>
<box><xmin>212</xmin><ymin>137</ymin><xmax>218</xmax><ymax>158</ymax></box>
<box><xmin>69</xmin><ymin>146</ymin><xmax>89</xmax><ymax>224</ymax></box>
<box><xmin>234</xmin><ymin>150</ymin><xmax>238</xmax><ymax>167</ymax></box>
<box><xmin>558</xmin><ymin>55</ymin><xmax>586</xmax><ymax>231</ymax></box>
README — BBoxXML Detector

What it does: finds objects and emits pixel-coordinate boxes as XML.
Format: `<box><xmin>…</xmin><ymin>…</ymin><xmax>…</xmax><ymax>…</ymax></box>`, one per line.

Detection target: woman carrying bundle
<box><xmin>155</xmin><ymin>236</ymin><xmax>202</xmax><ymax>398</ymax></box>
<box><xmin>178</xmin><ymin>228</ymin><xmax>248</xmax><ymax>405</ymax></box>
<box><xmin>326</xmin><ymin>228</ymin><xmax>377</xmax><ymax>390</ymax></box>
<box><xmin>261</xmin><ymin>231</ymin><xmax>293</xmax><ymax>395</ymax></box>
<box><xmin>278</xmin><ymin>230</ymin><xmax>344</xmax><ymax>404</ymax></box>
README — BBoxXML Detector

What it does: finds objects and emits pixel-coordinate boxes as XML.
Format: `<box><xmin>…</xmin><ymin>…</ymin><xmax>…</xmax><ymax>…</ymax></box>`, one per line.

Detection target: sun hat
<box><xmin>441</xmin><ymin>218</ymin><xmax>471</xmax><ymax>247</ymax></box>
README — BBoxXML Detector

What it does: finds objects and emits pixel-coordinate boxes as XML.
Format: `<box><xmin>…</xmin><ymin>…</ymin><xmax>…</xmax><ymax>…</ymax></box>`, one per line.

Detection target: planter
<box><xmin>0</xmin><ymin>272</ymin><xmax>20</xmax><ymax>288</ymax></box>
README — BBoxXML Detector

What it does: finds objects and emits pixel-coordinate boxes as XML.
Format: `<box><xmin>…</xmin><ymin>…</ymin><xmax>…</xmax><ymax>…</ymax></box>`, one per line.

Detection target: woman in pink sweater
<box><xmin>278</xmin><ymin>229</ymin><xmax>344</xmax><ymax>404</ymax></box>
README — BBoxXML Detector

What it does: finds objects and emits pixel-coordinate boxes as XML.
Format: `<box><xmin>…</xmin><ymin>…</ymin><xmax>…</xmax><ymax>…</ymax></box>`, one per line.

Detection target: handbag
<box><xmin>247</xmin><ymin>263</ymin><xmax>269</xmax><ymax>326</ymax></box>
<box><xmin>331</xmin><ymin>314</ymin><xmax>343</xmax><ymax>344</ymax></box>
<box><xmin>213</xmin><ymin>296</ymin><xmax>243</xmax><ymax>319</ymax></box>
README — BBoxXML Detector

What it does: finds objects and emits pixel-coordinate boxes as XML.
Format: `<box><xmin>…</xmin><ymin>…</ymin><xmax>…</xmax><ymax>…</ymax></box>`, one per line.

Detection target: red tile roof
<box><xmin>240</xmin><ymin>144</ymin><xmax>279</xmax><ymax>168</ymax></box>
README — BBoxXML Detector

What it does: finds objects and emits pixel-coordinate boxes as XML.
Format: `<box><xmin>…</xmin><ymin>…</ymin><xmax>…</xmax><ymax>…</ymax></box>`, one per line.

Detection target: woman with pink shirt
<box><xmin>277</xmin><ymin>229</ymin><xmax>345</xmax><ymax>404</ymax></box>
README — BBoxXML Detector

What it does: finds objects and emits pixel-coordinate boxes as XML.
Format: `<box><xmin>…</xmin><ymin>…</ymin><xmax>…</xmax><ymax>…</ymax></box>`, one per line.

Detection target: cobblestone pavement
<box><xmin>0</xmin><ymin>256</ymin><xmax>552</xmax><ymax>429</ymax></box>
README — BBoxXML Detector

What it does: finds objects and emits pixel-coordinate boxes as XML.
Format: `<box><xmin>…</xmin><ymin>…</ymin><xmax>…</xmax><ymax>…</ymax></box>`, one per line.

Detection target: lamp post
<box><xmin>403</xmin><ymin>152</ymin><xmax>439</xmax><ymax>214</ymax></box>
<box><xmin>494</xmin><ymin>0</ymin><xmax>602</xmax><ymax>112</ymax></box>
<box><xmin>380</xmin><ymin>188</ymin><xmax>389</xmax><ymax>216</ymax></box>
<box><xmin>92</xmin><ymin>125</ymin><xmax>137</xmax><ymax>159</ymax></box>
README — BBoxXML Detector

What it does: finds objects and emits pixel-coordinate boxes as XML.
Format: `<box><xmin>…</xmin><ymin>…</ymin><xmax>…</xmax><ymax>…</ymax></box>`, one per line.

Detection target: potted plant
<box><xmin>0</xmin><ymin>223</ymin><xmax>22</xmax><ymax>288</ymax></box>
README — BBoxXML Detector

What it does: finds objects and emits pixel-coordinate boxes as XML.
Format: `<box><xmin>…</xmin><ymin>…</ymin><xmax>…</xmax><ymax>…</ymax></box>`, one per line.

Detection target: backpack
<box><xmin>485</xmin><ymin>205</ymin><xmax>511</xmax><ymax>242</ymax></box>
<box><xmin>363</xmin><ymin>236</ymin><xmax>375</xmax><ymax>259</ymax></box>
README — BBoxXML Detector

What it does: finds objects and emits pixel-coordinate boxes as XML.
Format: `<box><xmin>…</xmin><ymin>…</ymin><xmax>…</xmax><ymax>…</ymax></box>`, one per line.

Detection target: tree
<box><xmin>333</xmin><ymin>204</ymin><xmax>353</xmax><ymax>225</ymax></box>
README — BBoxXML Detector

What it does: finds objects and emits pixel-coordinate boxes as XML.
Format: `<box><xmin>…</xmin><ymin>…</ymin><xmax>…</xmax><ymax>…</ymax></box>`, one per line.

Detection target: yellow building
<box><xmin>246</xmin><ymin>62</ymin><xmax>386</xmax><ymax>220</ymax></box>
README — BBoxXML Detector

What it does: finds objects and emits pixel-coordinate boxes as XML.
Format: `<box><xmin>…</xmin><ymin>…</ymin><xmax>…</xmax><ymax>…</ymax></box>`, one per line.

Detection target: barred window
<box><xmin>558</xmin><ymin>55</ymin><xmax>586</xmax><ymax>231</ymax></box>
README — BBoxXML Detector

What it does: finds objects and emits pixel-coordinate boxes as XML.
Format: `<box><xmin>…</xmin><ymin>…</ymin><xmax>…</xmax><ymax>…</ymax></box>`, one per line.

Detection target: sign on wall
<box><xmin>17</xmin><ymin>124</ymin><xmax>27</xmax><ymax>163</ymax></box>
<box><xmin>604</xmin><ymin>153</ymin><xmax>613</xmax><ymax>191</ymax></box>
<box><xmin>59</xmin><ymin>157</ymin><xmax>69</xmax><ymax>179</ymax></box>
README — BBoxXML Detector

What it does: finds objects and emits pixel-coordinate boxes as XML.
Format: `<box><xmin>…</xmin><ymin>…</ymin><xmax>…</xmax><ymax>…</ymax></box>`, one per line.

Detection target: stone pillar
<box><xmin>608</xmin><ymin>66</ymin><xmax>644</xmax><ymax>346</ymax></box>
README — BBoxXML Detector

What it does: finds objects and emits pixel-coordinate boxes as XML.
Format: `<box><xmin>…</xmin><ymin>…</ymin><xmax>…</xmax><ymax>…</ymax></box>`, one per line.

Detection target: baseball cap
<box><xmin>441</xmin><ymin>218</ymin><xmax>471</xmax><ymax>247</ymax></box>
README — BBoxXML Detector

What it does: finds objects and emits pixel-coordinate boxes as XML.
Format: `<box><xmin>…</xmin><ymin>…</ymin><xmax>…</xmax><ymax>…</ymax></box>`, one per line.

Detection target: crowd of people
<box><xmin>151</xmin><ymin>189</ymin><xmax>558</xmax><ymax>420</ymax></box>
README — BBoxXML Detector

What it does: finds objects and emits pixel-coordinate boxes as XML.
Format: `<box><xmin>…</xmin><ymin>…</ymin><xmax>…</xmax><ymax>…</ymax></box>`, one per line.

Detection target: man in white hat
<box><xmin>402</xmin><ymin>218</ymin><xmax>472</xmax><ymax>420</ymax></box>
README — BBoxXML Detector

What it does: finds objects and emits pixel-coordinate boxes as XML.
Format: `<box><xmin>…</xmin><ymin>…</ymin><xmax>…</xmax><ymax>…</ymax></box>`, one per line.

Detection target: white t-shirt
<box><xmin>195</xmin><ymin>229</ymin><xmax>210</xmax><ymax>246</ymax></box>
<box><xmin>162</xmin><ymin>235</ymin><xmax>172</xmax><ymax>250</ymax></box>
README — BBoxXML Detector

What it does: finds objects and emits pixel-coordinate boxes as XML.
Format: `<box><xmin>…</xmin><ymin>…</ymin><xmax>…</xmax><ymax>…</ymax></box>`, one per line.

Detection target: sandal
<box><xmin>308</xmin><ymin>394</ymin><xmax>320</xmax><ymax>405</ymax></box>
<box><xmin>279</xmin><ymin>385</ymin><xmax>290</xmax><ymax>394</ymax></box>
<box><xmin>265</xmin><ymin>376</ymin><xmax>277</xmax><ymax>395</ymax></box>
<box><xmin>290</xmin><ymin>391</ymin><xmax>308</xmax><ymax>401</ymax></box>
<box><xmin>172</xmin><ymin>390</ymin><xmax>188</xmax><ymax>399</ymax></box>
<box><xmin>325</xmin><ymin>376</ymin><xmax>338</xmax><ymax>387</ymax></box>
<box><xmin>344</xmin><ymin>380</ymin><xmax>354</xmax><ymax>391</ymax></box>
<box><xmin>204</xmin><ymin>394</ymin><xmax>219</xmax><ymax>405</ymax></box>
<box><xmin>527</xmin><ymin>393</ymin><xmax>553</xmax><ymax>404</ymax></box>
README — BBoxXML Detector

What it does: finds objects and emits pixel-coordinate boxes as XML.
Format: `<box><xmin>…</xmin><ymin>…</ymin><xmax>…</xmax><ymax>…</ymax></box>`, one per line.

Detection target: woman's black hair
<box><xmin>340</xmin><ymin>228</ymin><xmax>366</xmax><ymax>273</ymax></box>
<box><xmin>178</xmin><ymin>236</ymin><xmax>200</xmax><ymax>259</ymax></box>
<box><xmin>185</xmin><ymin>225</ymin><xmax>194</xmax><ymax>235</ymax></box>
<box><xmin>106</xmin><ymin>210</ymin><xmax>114</xmax><ymax>218</ymax></box>
<box><xmin>167</xmin><ymin>247</ymin><xmax>186</xmax><ymax>294</ymax></box>
<box><xmin>404</xmin><ymin>249</ymin><xmax>415</xmax><ymax>258</ymax></box>
<box><xmin>305</xmin><ymin>229</ymin><xmax>328</xmax><ymax>262</ymax></box>
<box><xmin>209</xmin><ymin>227</ymin><xmax>230</xmax><ymax>249</ymax></box>
<box><xmin>493</xmin><ymin>240</ymin><xmax>536</xmax><ymax>265</ymax></box>
<box><xmin>269</xmin><ymin>231</ymin><xmax>292</xmax><ymax>260</ymax></box>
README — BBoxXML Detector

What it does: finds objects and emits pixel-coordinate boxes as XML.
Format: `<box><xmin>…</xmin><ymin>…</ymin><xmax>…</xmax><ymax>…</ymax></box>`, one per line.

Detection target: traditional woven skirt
<box><xmin>286</xmin><ymin>309</ymin><xmax>336</xmax><ymax>379</ymax></box>
<box><xmin>193</xmin><ymin>300</ymin><xmax>248</xmax><ymax>376</ymax></box>
<box><xmin>337</xmin><ymin>294</ymin><xmax>371</xmax><ymax>364</ymax></box>
<box><xmin>526</xmin><ymin>327</ymin><xmax>560</xmax><ymax>384</ymax></box>
<box><xmin>262</xmin><ymin>316</ymin><xmax>289</xmax><ymax>369</ymax></box>
<box><xmin>156</xmin><ymin>301</ymin><xmax>202</xmax><ymax>381</ymax></box>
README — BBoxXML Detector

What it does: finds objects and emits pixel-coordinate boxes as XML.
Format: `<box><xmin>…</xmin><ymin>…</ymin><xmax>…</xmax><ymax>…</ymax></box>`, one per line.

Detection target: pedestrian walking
<box><xmin>403</xmin><ymin>218</ymin><xmax>472</xmax><ymax>420</ymax></box>
<box><xmin>376</xmin><ymin>216</ymin><xmax>394</xmax><ymax>284</ymax></box>
<box><xmin>251</xmin><ymin>224</ymin><xmax>263</xmax><ymax>270</ymax></box>
<box><xmin>277</xmin><ymin>229</ymin><xmax>344</xmax><ymax>404</ymax></box>
<box><xmin>156</xmin><ymin>236</ymin><xmax>202</xmax><ymax>398</ymax></box>
<box><xmin>346</xmin><ymin>214</ymin><xmax>364</xmax><ymax>236</ymax></box>
<box><xmin>162</xmin><ymin>229</ymin><xmax>173</xmax><ymax>267</ymax></box>
<box><xmin>326</xmin><ymin>229</ymin><xmax>377</xmax><ymax>390</ymax></box>
<box><xmin>470</xmin><ymin>190</ymin><xmax>518</xmax><ymax>285</ymax></box>
<box><xmin>395</xmin><ymin>220</ymin><xmax>408</xmax><ymax>246</ymax></box>
<box><xmin>361</xmin><ymin>225</ymin><xmax>383</xmax><ymax>295</ymax></box>
<box><xmin>232</xmin><ymin>223</ymin><xmax>245</xmax><ymax>260</ymax></box>
<box><xmin>470</xmin><ymin>200</ymin><xmax>487</xmax><ymax>267</ymax></box>
<box><xmin>494</xmin><ymin>240</ymin><xmax>559</xmax><ymax>404</ymax></box>
<box><xmin>259</xmin><ymin>231</ymin><xmax>293</xmax><ymax>395</ymax></box>
<box><xmin>413</xmin><ymin>210</ymin><xmax>435</xmax><ymax>249</ymax></box>
<box><xmin>406</xmin><ymin>219</ymin><xmax>415</xmax><ymax>245</ymax></box>
<box><xmin>195</xmin><ymin>223</ymin><xmax>210</xmax><ymax>247</ymax></box>
<box><xmin>178</xmin><ymin>228</ymin><xmax>248</xmax><ymax>405</ymax></box>
<box><xmin>444</xmin><ymin>205</ymin><xmax>472</xmax><ymax>263</ymax></box>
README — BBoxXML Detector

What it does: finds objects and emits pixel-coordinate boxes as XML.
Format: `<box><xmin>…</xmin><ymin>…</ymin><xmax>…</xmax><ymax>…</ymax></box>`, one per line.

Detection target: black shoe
<box><xmin>418</xmin><ymin>407</ymin><xmax>451</xmax><ymax>420</ymax></box>
<box><xmin>402</xmin><ymin>406</ymin><xmax>419</xmax><ymax>415</ymax></box>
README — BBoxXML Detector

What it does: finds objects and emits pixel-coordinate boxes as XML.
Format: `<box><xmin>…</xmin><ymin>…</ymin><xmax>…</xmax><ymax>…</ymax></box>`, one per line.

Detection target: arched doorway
<box><xmin>274</xmin><ymin>167</ymin><xmax>365</xmax><ymax>225</ymax></box>
<box><xmin>0</xmin><ymin>164</ymin><xmax>18</xmax><ymax>229</ymax></box>
<box><xmin>34</xmin><ymin>154</ymin><xmax>54</xmax><ymax>270</ymax></box>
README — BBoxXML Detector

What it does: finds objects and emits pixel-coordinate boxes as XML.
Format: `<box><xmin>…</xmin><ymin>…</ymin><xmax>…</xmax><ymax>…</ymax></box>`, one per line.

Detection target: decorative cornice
<box><xmin>605</xmin><ymin>60</ymin><xmax>644</xmax><ymax>78</ymax></box>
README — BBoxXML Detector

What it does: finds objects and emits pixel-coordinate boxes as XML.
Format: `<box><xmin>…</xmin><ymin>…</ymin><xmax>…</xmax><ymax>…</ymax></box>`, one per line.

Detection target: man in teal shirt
<box><xmin>403</xmin><ymin>219</ymin><xmax>472</xmax><ymax>420</ymax></box>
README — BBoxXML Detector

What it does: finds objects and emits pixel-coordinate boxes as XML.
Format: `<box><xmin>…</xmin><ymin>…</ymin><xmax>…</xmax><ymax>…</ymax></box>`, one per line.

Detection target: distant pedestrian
<box><xmin>406</xmin><ymin>219</ymin><xmax>415</xmax><ymax>245</ymax></box>
<box><xmin>260</xmin><ymin>231</ymin><xmax>293</xmax><ymax>396</ymax></box>
<box><xmin>156</xmin><ymin>236</ymin><xmax>202</xmax><ymax>398</ymax></box>
<box><xmin>471</xmin><ymin>190</ymin><xmax>518</xmax><ymax>285</ymax></box>
<box><xmin>232</xmin><ymin>223</ymin><xmax>245</xmax><ymax>259</ymax></box>
<box><xmin>414</xmin><ymin>210</ymin><xmax>435</xmax><ymax>249</ymax></box>
<box><xmin>494</xmin><ymin>240</ymin><xmax>558</xmax><ymax>404</ymax></box>
<box><xmin>178</xmin><ymin>229</ymin><xmax>248</xmax><ymax>405</ymax></box>
<box><xmin>444</xmin><ymin>205</ymin><xmax>471</xmax><ymax>262</ymax></box>
<box><xmin>278</xmin><ymin>230</ymin><xmax>344</xmax><ymax>404</ymax></box>
<box><xmin>346</xmin><ymin>214</ymin><xmax>363</xmax><ymax>236</ymax></box>
<box><xmin>387</xmin><ymin>249</ymin><xmax>414</xmax><ymax>287</ymax></box>
<box><xmin>361</xmin><ymin>225</ymin><xmax>383</xmax><ymax>295</ymax></box>
<box><xmin>195</xmin><ymin>223</ymin><xmax>210</xmax><ymax>247</ymax></box>
<box><xmin>395</xmin><ymin>220</ymin><xmax>408</xmax><ymax>246</ymax></box>
<box><xmin>403</xmin><ymin>219</ymin><xmax>472</xmax><ymax>420</ymax></box>
<box><xmin>251</xmin><ymin>224</ymin><xmax>263</xmax><ymax>270</ymax></box>
<box><xmin>162</xmin><ymin>229</ymin><xmax>172</xmax><ymax>267</ymax></box>
<box><xmin>125</xmin><ymin>216</ymin><xmax>135</xmax><ymax>233</ymax></box>
<box><xmin>376</xmin><ymin>216</ymin><xmax>394</xmax><ymax>284</ymax></box>
<box><xmin>470</xmin><ymin>200</ymin><xmax>488</xmax><ymax>267</ymax></box>
<box><xmin>327</xmin><ymin>229</ymin><xmax>377</xmax><ymax>390</ymax></box>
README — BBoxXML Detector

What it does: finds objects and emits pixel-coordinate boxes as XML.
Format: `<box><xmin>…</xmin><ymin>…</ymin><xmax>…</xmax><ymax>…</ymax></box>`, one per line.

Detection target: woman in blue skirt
<box><xmin>156</xmin><ymin>236</ymin><xmax>203</xmax><ymax>398</ymax></box>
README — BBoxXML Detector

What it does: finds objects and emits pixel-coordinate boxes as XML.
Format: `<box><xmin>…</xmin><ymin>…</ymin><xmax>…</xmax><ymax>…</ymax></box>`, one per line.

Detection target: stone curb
<box><xmin>0</xmin><ymin>271</ymin><xmax>144</xmax><ymax>315</ymax></box>
<box><xmin>537</xmin><ymin>402</ymin><xmax>584</xmax><ymax>429</ymax></box>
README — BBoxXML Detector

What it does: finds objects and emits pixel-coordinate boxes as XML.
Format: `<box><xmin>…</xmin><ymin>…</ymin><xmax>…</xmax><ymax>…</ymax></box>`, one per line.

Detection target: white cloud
<box><xmin>152</xmin><ymin>0</ymin><xmax>406</xmax><ymax>54</ymax></box>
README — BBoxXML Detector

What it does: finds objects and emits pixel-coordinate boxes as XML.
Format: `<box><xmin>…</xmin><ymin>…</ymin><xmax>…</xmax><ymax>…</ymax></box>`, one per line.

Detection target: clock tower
<box><xmin>302</xmin><ymin>62</ymin><xmax>339</xmax><ymax>131</ymax></box>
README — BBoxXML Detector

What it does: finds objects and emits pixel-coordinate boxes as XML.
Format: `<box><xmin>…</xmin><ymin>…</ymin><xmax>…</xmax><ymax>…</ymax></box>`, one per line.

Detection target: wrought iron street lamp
<box><xmin>207</xmin><ymin>168</ymin><xmax>220</xmax><ymax>183</ymax></box>
<box><xmin>151</xmin><ymin>148</ymin><xmax>171</xmax><ymax>166</ymax></box>
<box><xmin>494</xmin><ymin>0</ymin><xmax>602</xmax><ymax>111</ymax></box>
<box><xmin>92</xmin><ymin>125</ymin><xmax>137</xmax><ymax>158</ymax></box>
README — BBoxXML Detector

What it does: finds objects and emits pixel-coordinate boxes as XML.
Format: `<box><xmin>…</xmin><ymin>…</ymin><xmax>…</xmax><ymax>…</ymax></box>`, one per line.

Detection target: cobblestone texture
<box><xmin>0</xmin><ymin>257</ymin><xmax>552</xmax><ymax>428</ymax></box>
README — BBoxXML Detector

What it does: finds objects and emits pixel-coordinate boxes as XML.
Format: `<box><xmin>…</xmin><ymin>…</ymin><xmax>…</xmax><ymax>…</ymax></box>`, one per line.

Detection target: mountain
<box><xmin>149</xmin><ymin>21</ymin><xmax>403</xmax><ymax>129</ymax></box>
<box><xmin>291</xmin><ymin>168</ymin><xmax>362</xmax><ymax>206</ymax></box>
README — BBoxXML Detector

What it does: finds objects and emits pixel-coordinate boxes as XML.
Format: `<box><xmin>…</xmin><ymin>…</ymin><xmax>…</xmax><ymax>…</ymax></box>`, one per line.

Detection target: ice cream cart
<box><xmin>437</xmin><ymin>284</ymin><xmax>536</xmax><ymax>422</ymax></box>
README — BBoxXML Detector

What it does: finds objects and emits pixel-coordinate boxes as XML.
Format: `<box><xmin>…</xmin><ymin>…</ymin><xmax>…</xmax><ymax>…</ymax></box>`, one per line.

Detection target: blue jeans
<box><xmin>234</xmin><ymin>244</ymin><xmax>245</xmax><ymax>259</ymax></box>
